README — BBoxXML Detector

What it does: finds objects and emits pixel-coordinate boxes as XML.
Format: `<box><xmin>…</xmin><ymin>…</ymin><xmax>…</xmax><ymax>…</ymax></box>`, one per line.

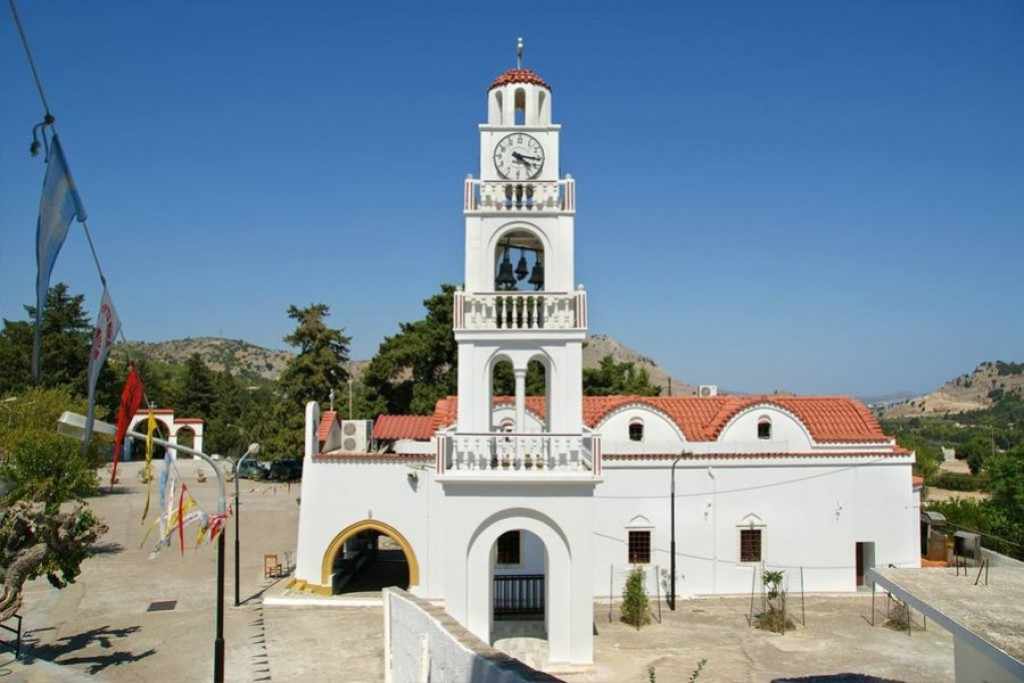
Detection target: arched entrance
<box><xmin>321</xmin><ymin>520</ymin><xmax>419</xmax><ymax>595</ymax></box>
<box><xmin>491</xmin><ymin>529</ymin><xmax>549</xmax><ymax>654</ymax></box>
<box><xmin>466</xmin><ymin>509</ymin><xmax>573</xmax><ymax>663</ymax></box>
<box><xmin>173</xmin><ymin>425</ymin><xmax>196</xmax><ymax>459</ymax></box>
<box><xmin>128</xmin><ymin>417</ymin><xmax>171</xmax><ymax>460</ymax></box>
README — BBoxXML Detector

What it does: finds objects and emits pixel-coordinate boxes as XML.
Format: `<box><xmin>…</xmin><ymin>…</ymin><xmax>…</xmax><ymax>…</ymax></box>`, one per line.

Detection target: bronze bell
<box><xmin>515</xmin><ymin>251</ymin><xmax>529</xmax><ymax>280</ymax></box>
<box><xmin>496</xmin><ymin>249</ymin><xmax>517</xmax><ymax>290</ymax></box>
<box><xmin>528</xmin><ymin>258</ymin><xmax>544</xmax><ymax>289</ymax></box>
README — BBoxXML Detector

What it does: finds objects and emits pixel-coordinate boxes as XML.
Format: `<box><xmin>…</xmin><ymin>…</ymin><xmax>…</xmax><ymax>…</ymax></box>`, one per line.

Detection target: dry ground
<box><xmin>2</xmin><ymin>461</ymin><xmax>957</xmax><ymax>682</ymax></box>
<box><xmin>567</xmin><ymin>595</ymin><xmax>955</xmax><ymax>683</ymax></box>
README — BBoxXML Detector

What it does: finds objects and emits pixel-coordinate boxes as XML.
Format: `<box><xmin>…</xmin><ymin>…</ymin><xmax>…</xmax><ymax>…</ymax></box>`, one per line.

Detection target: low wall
<box><xmin>383</xmin><ymin>587</ymin><xmax>560</xmax><ymax>683</ymax></box>
<box><xmin>981</xmin><ymin>547</ymin><xmax>1024</xmax><ymax>567</ymax></box>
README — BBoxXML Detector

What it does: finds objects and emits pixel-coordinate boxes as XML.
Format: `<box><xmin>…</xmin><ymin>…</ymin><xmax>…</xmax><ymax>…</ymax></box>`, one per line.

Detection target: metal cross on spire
<box><xmin>516</xmin><ymin>37</ymin><xmax>524</xmax><ymax>68</ymax></box>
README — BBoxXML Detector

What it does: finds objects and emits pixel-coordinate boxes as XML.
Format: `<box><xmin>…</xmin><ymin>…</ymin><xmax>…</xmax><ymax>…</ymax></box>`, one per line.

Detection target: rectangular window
<box><xmin>740</xmin><ymin>529</ymin><xmax>762</xmax><ymax>563</ymax></box>
<box><xmin>496</xmin><ymin>531</ymin><xmax>520</xmax><ymax>565</ymax></box>
<box><xmin>628</xmin><ymin>530</ymin><xmax>651</xmax><ymax>564</ymax></box>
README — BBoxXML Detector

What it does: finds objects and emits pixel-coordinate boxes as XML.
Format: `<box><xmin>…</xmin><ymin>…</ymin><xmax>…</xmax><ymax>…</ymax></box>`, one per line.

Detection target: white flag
<box><xmin>83</xmin><ymin>287</ymin><xmax>121</xmax><ymax>448</ymax></box>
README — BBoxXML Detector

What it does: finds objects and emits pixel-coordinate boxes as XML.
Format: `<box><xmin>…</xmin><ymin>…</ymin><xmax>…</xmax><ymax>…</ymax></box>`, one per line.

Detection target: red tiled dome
<box><xmin>489</xmin><ymin>68</ymin><xmax>550</xmax><ymax>91</ymax></box>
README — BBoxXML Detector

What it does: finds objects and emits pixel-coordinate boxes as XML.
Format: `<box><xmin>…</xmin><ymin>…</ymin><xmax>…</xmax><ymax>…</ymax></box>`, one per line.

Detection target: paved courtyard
<box><xmin>2</xmin><ymin>461</ymin><xmax>957</xmax><ymax>682</ymax></box>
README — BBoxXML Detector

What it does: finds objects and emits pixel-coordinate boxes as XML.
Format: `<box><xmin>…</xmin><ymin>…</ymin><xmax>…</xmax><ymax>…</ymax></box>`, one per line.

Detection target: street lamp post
<box><xmin>233</xmin><ymin>447</ymin><xmax>259</xmax><ymax>607</ymax></box>
<box><xmin>56</xmin><ymin>411</ymin><xmax>257</xmax><ymax>683</ymax></box>
<box><xmin>670</xmin><ymin>452</ymin><xmax>686</xmax><ymax>611</ymax></box>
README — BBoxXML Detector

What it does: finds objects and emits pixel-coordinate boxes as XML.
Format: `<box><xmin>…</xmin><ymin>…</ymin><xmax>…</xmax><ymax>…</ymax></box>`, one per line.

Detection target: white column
<box><xmin>514</xmin><ymin>367</ymin><xmax>527</xmax><ymax>432</ymax></box>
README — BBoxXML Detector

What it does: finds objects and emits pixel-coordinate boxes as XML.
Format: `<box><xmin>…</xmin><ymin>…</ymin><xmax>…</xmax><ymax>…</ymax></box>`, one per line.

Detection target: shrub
<box><xmin>621</xmin><ymin>566</ymin><xmax>651</xmax><ymax>629</ymax></box>
<box><xmin>0</xmin><ymin>431</ymin><xmax>98</xmax><ymax>509</ymax></box>
<box><xmin>928</xmin><ymin>471</ymin><xmax>989</xmax><ymax>492</ymax></box>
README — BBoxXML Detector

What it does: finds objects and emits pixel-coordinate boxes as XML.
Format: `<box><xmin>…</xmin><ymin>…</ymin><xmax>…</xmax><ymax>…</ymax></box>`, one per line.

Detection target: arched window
<box><xmin>757</xmin><ymin>417</ymin><xmax>771</xmax><ymax>440</ymax></box>
<box><xmin>628</xmin><ymin>420</ymin><xmax>644</xmax><ymax>442</ymax></box>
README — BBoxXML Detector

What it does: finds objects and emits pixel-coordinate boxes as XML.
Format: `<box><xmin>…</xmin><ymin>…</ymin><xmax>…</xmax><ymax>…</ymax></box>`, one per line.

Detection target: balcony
<box><xmin>436</xmin><ymin>432</ymin><xmax>602</xmax><ymax>479</ymax></box>
<box><xmin>464</xmin><ymin>176</ymin><xmax>575</xmax><ymax>213</ymax></box>
<box><xmin>453</xmin><ymin>290</ymin><xmax>587</xmax><ymax>331</ymax></box>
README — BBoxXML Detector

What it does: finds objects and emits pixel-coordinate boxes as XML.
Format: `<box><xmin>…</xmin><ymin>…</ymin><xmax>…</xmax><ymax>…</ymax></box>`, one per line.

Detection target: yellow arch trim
<box><xmin>320</xmin><ymin>519</ymin><xmax>420</xmax><ymax>588</ymax></box>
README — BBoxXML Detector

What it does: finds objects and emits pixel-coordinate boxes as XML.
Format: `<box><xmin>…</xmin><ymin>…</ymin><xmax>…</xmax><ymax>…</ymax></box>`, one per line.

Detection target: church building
<box><xmin>292</xmin><ymin>45</ymin><xmax>920</xmax><ymax>666</ymax></box>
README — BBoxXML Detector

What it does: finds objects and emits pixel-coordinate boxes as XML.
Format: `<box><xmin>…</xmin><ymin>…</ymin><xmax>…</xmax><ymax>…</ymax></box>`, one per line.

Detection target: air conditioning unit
<box><xmin>339</xmin><ymin>420</ymin><xmax>372</xmax><ymax>453</ymax></box>
<box><xmin>698</xmin><ymin>384</ymin><xmax>718</xmax><ymax>398</ymax></box>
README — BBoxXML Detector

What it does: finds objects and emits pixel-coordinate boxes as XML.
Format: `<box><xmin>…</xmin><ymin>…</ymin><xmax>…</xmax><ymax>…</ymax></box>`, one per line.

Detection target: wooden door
<box><xmin>855</xmin><ymin>542</ymin><xmax>865</xmax><ymax>586</ymax></box>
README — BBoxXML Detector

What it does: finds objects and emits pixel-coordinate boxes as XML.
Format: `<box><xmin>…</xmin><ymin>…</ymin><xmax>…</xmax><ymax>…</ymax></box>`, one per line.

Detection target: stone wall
<box><xmin>383</xmin><ymin>587</ymin><xmax>560</xmax><ymax>683</ymax></box>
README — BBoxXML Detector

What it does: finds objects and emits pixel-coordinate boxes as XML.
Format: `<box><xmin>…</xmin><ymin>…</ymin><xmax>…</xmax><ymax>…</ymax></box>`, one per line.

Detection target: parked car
<box><xmin>236</xmin><ymin>459</ymin><xmax>268</xmax><ymax>480</ymax></box>
<box><xmin>268</xmin><ymin>458</ymin><xmax>302</xmax><ymax>482</ymax></box>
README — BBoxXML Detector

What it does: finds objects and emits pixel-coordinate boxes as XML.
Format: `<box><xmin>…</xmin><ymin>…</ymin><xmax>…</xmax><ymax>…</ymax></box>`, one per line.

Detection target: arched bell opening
<box><xmin>494</xmin><ymin>229</ymin><xmax>545</xmax><ymax>292</ymax></box>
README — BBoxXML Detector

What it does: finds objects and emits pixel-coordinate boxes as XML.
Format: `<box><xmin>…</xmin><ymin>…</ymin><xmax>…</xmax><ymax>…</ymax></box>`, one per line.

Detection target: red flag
<box><xmin>111</xmin><ymin>365</ymin><xmax>145</xmax><ymax>489</ymax></box>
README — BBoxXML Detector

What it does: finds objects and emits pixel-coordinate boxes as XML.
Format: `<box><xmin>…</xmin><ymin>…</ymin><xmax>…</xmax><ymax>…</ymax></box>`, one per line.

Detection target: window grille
<box><xmin>740</xmin><ymin>529</ymin><xmax>762</xmax><ymax>562</ymax></box>
<box><xmin>628</xmin><ymin>530</ymin><xmax>651</xmax><ymax>564</ymax></box>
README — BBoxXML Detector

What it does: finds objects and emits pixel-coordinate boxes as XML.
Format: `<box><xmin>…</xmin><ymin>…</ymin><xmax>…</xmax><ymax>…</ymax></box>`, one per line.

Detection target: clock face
<box><xmin>493</xmin><ymin>133</ymin><xmax>545</xmax><ymax>180</ymax></box>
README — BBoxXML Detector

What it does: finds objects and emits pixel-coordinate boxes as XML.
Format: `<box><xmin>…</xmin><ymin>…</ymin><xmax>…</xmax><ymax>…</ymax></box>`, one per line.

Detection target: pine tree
<box><xmin>267</xmin><ymin>304</ymin><xmax>352</xmax><ymax>457</ymax></box>
<box><xmin>362</xmin><ymin>285</ymin><xmax>458</xmax><ymax>416</ymax></box>
<box><xmin>175</xmin><ymin>354</ymin><xmax>217</xmax><ymax>419</ymax></box>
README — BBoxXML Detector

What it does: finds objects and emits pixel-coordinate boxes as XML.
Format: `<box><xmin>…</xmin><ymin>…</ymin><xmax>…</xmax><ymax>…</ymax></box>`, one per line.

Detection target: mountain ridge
<box><xmin>115</xmin><ymin>334</ymin><xmax>698</xmax><ymax>395</ymax></box>
<box><xmin>881</xmin><ymin>361</ymin><xmax>1024</xmax><ymax>418</ymax></box>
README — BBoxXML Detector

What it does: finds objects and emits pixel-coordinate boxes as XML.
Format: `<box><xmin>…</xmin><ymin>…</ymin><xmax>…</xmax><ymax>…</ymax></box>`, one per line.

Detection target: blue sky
<box><xmin>2</xmin><ymin>1</ymin><xmax>1021</xmax><ymax>397</ymax></box>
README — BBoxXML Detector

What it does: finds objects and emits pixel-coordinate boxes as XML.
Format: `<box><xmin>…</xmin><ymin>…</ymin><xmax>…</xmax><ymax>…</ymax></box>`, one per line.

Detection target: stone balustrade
<box><xmin>453</xmin><ymin>290</ymin><xmax>587</xmax><ymax>331</ymax></box>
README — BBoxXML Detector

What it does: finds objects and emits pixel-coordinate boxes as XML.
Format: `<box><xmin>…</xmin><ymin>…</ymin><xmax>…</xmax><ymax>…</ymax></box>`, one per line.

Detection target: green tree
<box><xmin>0</xmin><ymin>284</ymin><xmax>117</xmax><ymax>407</ymax></box>
<box><xmin>960</xmin><ymin>435</ymin><xmax>991</xmax><ymax>476</ymax></box>
<box><xmin>0</xmin><ymin>387</ymin><xmax>104</xmax><ymax>509</ymax></box>
<box><xmin>362</xmin><ymin>285</ymin><xmax>458</xmax><ymax>416</ymax></box>
<box><xmin>268</xmin><ymin>304</ymin><xmax>351</xmax><ymax>456</ymax></box>
<box><xmin>174</xmin><ymin>353</ymin><xmax>217</xmax><ymax>419</ymax></box>
<box><xmin>986</xmin><ymin>446</ymin><xmax>1024</xmax><ymax>520</ymax></box>
<box><xmin>583</xmin><ymin>356</ymin><xmax>662</xmax><ymax>396</ymax></box>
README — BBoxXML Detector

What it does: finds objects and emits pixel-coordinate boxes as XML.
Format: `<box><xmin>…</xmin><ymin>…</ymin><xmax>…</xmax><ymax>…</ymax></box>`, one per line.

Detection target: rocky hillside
<box><xmin>113</xmin><ymin>334</ymin><xmax>696</xmax><ymax>393</ymax></box>
<box><xmin>114</xmin><ymin>337</ymin><xmax>292</xmax><ymax>381</ymax></box>
<box><xmin>584</xmin><ymin>334</ymin><xmax>697</xmax><ymax>396</ymax></box>
<box><xmin>882</xmin><ymin>361</ymin><xmax>1024</xmax><ymax>418</ymax></box>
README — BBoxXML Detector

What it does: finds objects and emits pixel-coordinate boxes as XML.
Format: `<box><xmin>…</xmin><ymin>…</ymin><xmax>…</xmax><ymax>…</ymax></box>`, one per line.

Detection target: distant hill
<box><xmin>583</xmin><ymin>334</ymin><xmax>697</xmax><ymax>396</ymax></box>
<box><xmin>882</xmin><ymin>361</ymin><xmax>1024</xmax><ymax>419</ymax></box>
<box><xmin>113</xmin><ymin>333</ymin><xmax>698</xmax><ymax>395</ymax></box>
<box><xmin>114</xmin><ymin>337</ymin><xmax>292</xmax><ymax>382</ymax></box>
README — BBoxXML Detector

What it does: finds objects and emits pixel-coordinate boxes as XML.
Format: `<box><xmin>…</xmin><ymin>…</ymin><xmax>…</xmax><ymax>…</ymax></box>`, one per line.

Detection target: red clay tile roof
<box><xmin>428</xmin><ymin>395</ymin><xmax>890</xmax><ymax>444</ymax></box>
<box><xmin>317</xmin><ymin>411</ymin><xmax>338</xmax><ymax>442</ymax></box>
<box><xmin>490</xmin><ymin>68</ymin><xmax>550</xmax><ymax>91</ymax></box>
<box><xmin>374</xmin><ymin>415</ymin><xmax>436</xmax><ymax>441</ymax></box>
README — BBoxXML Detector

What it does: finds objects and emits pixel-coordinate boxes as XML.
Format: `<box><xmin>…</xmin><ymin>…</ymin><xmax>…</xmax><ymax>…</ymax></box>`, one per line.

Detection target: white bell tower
<box><xmin>454</xmin><ymin>39</ymin><xmax>586</xmax><ymax>436</ymax></box>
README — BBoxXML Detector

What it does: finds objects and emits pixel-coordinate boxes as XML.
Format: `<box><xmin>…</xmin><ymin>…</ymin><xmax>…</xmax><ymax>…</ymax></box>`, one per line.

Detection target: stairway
<box><xmin>492</xmin><ymin>620</ymin><xmax>549</xmax><ymax>670</ymax></box>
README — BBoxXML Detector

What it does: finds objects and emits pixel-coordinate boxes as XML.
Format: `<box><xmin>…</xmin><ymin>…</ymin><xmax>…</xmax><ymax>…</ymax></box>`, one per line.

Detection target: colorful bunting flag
<box><xmin>140</xmin><ymin>410</ymin><xmax>156</xmax><ymax>522</ymax></box>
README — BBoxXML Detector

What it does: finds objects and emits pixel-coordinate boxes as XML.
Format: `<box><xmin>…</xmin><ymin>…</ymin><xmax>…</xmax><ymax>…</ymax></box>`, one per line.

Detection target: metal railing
<box><xmin>494</xmin><ymin>575</ymin><xmax>545</xmax><ymax>617</ymax></box>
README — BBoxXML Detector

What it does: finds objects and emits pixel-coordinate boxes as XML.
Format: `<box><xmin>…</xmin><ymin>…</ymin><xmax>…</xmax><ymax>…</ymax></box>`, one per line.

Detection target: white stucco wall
<box><xmin>954</xmin><ymin>634</ymin><xmax>1022</xmax><ymax>683</ymax></box>
<box><xmin>592</xmin><ymin>457</ymin><xmax>919</xmax><ymax>597</ymax></box>
<box><xmin>596</xmin><ymin>405</ymin><xmax>686</xmax><ymax>454</ymax></box>
<box><xmin>384</xmin><ymin>588</ymin><xmax>559</xmax><ymax>683</ymax></box>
